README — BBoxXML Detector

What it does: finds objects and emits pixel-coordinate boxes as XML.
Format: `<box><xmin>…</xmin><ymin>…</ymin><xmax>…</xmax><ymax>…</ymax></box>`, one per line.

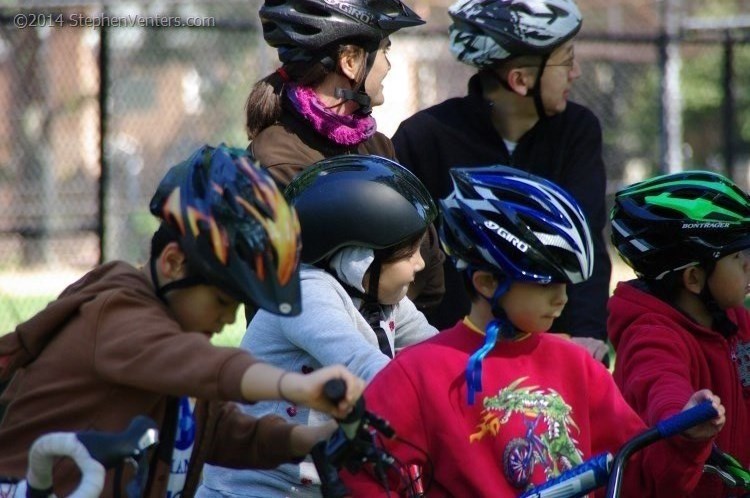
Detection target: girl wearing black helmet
<box><xmin>340</xmin><ymin>166</ymin><xmax>724</xmax><ymax>497</ymax></box>
<box><xmin>0</xmin><ymin>144</ymin><xmax>366</xmax><ymax>498</ymax></box>
<box><xmin>609</xmin><ymin>170</ymin><xmax>750</xmax><ymax>497</ymax></box>
<box><xmin>391</xmin><ymin>0</ymin><xmax>612</xmax><ymax>357</ymax></box>
<box><xmin>243</xmin><ymin>0</ymin><xmax>445</xmax><ymax>315</ymax></box>
<box><xmin>247</xmin><ymin>0</ymin><xmax>423</xmax><ymax>183</ymax></box>
<box><xmin>197</xmin><ymin>155</ymin><xmax>438</xmax><ymax>498</ymax></box>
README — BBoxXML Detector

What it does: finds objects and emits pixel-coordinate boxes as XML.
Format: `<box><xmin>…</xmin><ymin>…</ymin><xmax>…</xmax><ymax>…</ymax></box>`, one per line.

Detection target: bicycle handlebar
<box><xmin>606</xmin><ymin>400</ymin><xmax>717</xmax><ymax>498</ymax></box>
<box><xmin>25</xmin><ymin>416</ymin><xmax>158</xmax><ymax>498</ymax></box>
<box><xmin>521</xmin><ymin>401</ymin><xmax>718</xmax><ymax>498</ymax></box>
<box><xmin>313</xmin><ymin>379</ymin><xmax>400</xmax><ymax>498</ymax></box>
<box><xmin>323</xmin><ymin>379</ymin><xmax>367</xmax><ymax>441</ymax></box>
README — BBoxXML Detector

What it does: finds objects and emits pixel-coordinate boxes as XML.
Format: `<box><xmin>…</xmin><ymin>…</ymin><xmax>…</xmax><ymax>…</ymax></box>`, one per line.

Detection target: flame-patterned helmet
<box><xmin>284</xmin><ymin>154</ymin><xmax>437</xmax><ymax>264</ymax></box>
<box><xmin>611</xmin><ymin>170</ymin><xmax>750</xmax><ymax>280</ymax></box>
<box><xmin>149</xmin><ymin>144</ymin><xmax>301</xmax><ymax>315</ymax></box>
<box><xmin>260</xmin><ymin>0</ymin><xmax>424</xmax><ymax>64</ymax></box>
<box><xmin>439</xmin><ymin>165</ymin><xmax>593</xmax><ymax>284</ymax></box>
<box><xmin>448</xmin><ymin>0</ymin><xmax>582</xmax><ymax>68</ymax></box>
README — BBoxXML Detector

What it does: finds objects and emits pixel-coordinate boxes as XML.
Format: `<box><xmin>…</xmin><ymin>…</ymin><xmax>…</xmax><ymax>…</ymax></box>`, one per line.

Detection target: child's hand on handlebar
<box><xmin>681</xmin><ymin>389</ymin><xmax>725</xmax><ymax>441</ymax></box>
<box><xmin>283</xmin><ymin>365</ymin><xmax>365</xmax><ymax>419</ymax></box>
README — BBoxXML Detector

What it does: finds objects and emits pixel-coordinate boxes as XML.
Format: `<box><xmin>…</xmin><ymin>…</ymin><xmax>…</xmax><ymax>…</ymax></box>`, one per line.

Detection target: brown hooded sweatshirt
<box><xmin>0</xmin><ymin>261</ymin><xmax>296</xmax><ymax>497</ymax></box>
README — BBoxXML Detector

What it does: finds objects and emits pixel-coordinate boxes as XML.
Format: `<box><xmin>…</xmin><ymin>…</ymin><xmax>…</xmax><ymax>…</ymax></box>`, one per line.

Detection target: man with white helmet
<box><xmin>392</xmin><ymin>0</ymin><xmax>611</xmax><ymax>362</ymax></box>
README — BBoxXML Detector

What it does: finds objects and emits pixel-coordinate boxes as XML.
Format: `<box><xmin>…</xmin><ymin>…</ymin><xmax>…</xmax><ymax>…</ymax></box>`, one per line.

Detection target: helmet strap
<box><xmin>366</xmin><ymin>258</ymin><xmax>382</xmax><ymax>301</ymax></box>
<box><xmin>321</xmin><ymin>259</ymin><xmax>380</xmax><ymax>304</ymax></box>
<box><xmin>487</xmin><ymin>274</ymin><xmax>512</xmax><ymax>329</ymax></box>
<box><xmin>322</xmin><ymin>259</ymin><xmax>392</xmax><ymax>357</ymax></box>
<box><xmin>149</xmin><ymin>258</ymin><xmax>207</xmax><ymax>303</ymax></box>
<box><xmin>333</xmin><ymin>50</ymin><xmax>377</xmax><ymax>116</ymax></box>
<box><xmin>484</xmin><ymin>54</ymin><xmax>549</xmax><ymax>119</ymax></box>
<box><xmin>149</xmin><ymin>258</ymin><xmax>168</xmax><ymax>304</ymax></box>
<box><xmin>529</xmin><ymin>54</ymin><xmax>551</xmax><ymax>120</ymax></box>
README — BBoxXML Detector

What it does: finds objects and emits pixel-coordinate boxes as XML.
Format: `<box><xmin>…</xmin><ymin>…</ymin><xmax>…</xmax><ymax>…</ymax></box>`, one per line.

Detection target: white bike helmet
<box><xmin>448</xmin><ymin>0</ymin><xmax>582</xmax><ymax>69</ymax></box>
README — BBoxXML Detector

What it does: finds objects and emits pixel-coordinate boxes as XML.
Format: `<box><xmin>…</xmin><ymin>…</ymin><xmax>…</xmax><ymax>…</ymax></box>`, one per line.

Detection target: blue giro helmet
<box><xmin>439</xmin><ymin>165</ymin><xmax>593</xmax><ymax>284</ymax></box>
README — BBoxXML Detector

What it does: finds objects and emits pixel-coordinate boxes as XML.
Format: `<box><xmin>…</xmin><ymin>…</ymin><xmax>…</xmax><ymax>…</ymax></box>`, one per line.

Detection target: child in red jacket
<box><xmin>609</xmin><ymin>170</ymin><xmax>750</xmax><ymax>497</ymax></box>
<box><xmin>340</xmin><ymin>165</ymin><xmax>725</xmax><ymax>497</ymax></box>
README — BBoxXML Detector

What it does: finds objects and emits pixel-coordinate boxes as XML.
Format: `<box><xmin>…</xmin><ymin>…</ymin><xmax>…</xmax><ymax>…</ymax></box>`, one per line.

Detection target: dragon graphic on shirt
<box><xmin>470</xmin><ymin>376</ymin><xmax>584</xmax><ymax>489</ymax></box>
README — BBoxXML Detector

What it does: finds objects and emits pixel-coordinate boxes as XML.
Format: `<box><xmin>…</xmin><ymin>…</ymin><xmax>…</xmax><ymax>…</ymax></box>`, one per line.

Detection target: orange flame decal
<box><xmin>236</xmin><ymin>158</ymin><xmax>301</xmax><ymax>285</ymax></box>
<box><xmin>163</xmin><ymin>189</ymin><xmax>186</xmax><ymax>234</ymax></box>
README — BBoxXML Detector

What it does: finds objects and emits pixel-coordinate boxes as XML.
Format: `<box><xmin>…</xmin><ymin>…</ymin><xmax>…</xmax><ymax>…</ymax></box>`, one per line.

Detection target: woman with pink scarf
<box><xmin>243</xmin><ymin>0</ymin><xmax>445</xmax><ymax>315</ymax></box>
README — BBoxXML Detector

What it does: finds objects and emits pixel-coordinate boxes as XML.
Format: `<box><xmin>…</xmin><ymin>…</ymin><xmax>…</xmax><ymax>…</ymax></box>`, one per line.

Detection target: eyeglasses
<box><xmin>546</xmin><ymin>58</ymin><xmax>576</xmax><ymax>68</ymax></box>
<box><xmin>514</xmin><ymin>57</ymin><xmax>577</xmax><ymax>70</ymax></box>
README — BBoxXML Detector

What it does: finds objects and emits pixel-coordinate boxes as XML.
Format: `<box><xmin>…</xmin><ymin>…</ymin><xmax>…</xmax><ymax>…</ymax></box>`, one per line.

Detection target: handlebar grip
<box><xmin>26</xmin><ymin>433</ymin><xmax>106</xmax><ymax>498</ymax></box>
<box><xmin>23</xmin><ymin>417</ymin><xmax>158</xmax><ymax>498</ymax></box>
<box><xmin>520</xmin><ymin>452</ymin><xmax>612</xmax><ymax>498</ymax></box>
<box><xmin>656</xmin><ymin>401</ymin><xmax>718</xmax><ymax>439</ymax></box>
<box><xmin>323</xmin><ymin>379</ymin><xmax>365</xmax><ymax>432</ymax></box>
<box><xmin>324</xmin><ymin>379</ymin><xmax>347</xmax><ymax>404</ymax></box>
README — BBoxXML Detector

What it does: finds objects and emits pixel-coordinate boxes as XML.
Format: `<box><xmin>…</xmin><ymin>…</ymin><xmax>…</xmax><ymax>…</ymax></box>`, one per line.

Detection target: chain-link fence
<box><xmin>2</xmin><ymin>0</ymin><xmax>750</xmax><ymax>330</ymax></box>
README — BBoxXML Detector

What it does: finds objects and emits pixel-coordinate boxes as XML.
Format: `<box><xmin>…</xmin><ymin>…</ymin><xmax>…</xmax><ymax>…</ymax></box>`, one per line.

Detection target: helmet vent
<box><xmin>294</xmin><ymin>2</ymin><xmax>331</xmax><ymax>18</ymax></box>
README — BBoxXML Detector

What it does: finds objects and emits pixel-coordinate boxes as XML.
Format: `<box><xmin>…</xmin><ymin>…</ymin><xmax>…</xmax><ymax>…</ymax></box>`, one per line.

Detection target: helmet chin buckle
<box><xmin>334</xmin><ymin>87</ymin><xmax>373</xmax><ymax>115</ymax></box>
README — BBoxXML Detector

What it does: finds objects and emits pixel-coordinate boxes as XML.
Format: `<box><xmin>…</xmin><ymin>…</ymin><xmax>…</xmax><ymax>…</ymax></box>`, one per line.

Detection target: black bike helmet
<box><xmin>260</xmin><ymin>0</ymin><xmax>424</xmax><ymax>64</ymax></box>
<box><xmin>150</xmin><ymin>144</ymin><xmax>302</xmax><ymax>316</ymax></box>
<box><xmin>611</xmin><ymin>170</ymin><xmax>750</xmax><ymax>280</ymax></box>
<box><xmin>285</xmin><ymin>154</ymin><xmax>437</xmax><ymax>265</ymax></box>
<box><xmin>260</xmin><ymin>0</ymin><xmax>424</xmax><ymax>113</ymax></box>
<box><xmin>439</xmin><ymin>165</ymin><xmax>593</xmax><ymax>285</ymax></box>
<box><xmin>448</xmin><ymin>0</ymin><xmax>582</xmax><ymax>67</ymax></box>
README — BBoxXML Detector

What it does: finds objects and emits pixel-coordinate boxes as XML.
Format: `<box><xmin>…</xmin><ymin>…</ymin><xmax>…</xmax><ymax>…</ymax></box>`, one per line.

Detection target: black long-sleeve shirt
<box><xmin>393</xmin><ymin>74</ymin><xmax>611</xmax><ymax>341</ymax></box>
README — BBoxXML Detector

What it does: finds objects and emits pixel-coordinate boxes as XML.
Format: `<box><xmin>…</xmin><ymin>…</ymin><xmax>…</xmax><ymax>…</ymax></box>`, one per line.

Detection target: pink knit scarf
<box><xmin>287</xmin><ymin>84</ymin><xmax>377</xmax><ymax>146</ymax></box>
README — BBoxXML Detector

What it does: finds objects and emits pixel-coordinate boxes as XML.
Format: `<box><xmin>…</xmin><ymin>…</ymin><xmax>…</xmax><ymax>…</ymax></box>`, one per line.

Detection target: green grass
<box><xmin>211</xmin><ymin>306</ymin><xmax>246</xmax><ymax>347</ymax></box>
<box><xmin>2</xmin><ymin>293</ymin><xmax>245</xmax><ymax>348</ymax></box>
<box><xmin>1</xmin><ymin>293</ymin><xmax>56</xmax><ymax>332</ymax></box>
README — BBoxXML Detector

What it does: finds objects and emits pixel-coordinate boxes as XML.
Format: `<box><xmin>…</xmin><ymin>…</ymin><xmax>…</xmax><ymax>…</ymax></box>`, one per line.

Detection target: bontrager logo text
<box><xmin>682</xmin><ymin>222</ymin><xmax>730</xmax><ymax>229</ymax></box>
<box><xmin>323</xmin><ymin>0</ymin><xmax>373</xmax><ymax>24</ymax></box>
<box><xmin>484</xmin><ymin>220</ymin><xmax>529</xmax><ymax>252</ymax></box>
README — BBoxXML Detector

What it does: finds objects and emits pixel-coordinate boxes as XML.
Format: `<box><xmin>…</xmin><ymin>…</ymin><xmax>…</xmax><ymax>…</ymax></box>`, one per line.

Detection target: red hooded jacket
<box><xmin>609</xmin><ymin>280</ymin><xmax>750</xmax><ymax>497</ymax></box>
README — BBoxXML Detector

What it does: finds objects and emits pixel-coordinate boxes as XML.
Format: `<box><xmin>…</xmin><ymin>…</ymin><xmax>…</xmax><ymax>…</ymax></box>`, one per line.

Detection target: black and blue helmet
<box><xmin>439</xmin><ymin>165</ymin><xmax>593</xmax><ymax>284</ymax></box>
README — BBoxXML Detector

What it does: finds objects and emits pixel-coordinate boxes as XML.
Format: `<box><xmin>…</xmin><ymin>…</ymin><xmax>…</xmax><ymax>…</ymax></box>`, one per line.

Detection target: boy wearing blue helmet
<box><xmin>341</xmin><ymin>166</ymin><xmax>724</xmax><ymax>497</ymax></box>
